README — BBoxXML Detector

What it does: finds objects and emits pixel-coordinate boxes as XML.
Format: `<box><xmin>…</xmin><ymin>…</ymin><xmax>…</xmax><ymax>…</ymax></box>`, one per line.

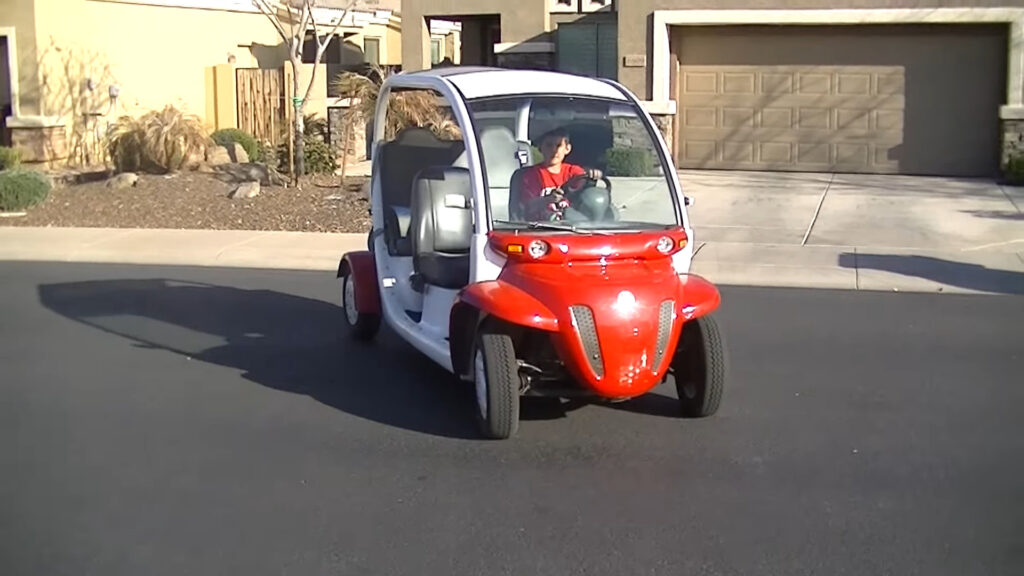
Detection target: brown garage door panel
<box><xmin>673</xmin><ymin>25</ymin><xmax>1007</xmax><ymax>176</ymax></box>
<box><xmin>679</xmin><ymin>65</ymin><xmax>905</xmax><ymax>173</ymax></box>
<box><xmin>681</xmin><ymin>138</ymin><xmax>903</xmax><ymax>172</ymax></box>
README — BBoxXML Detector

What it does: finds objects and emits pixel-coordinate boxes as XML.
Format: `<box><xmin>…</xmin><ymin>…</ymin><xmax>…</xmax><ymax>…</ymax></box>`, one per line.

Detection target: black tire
<box><xmin>472</xmin><ymin>332</ymin><xmax>520</xmax><ymax>439</ymax></box>
<box><xmin>340</xmin><ymin>272</ymin><xmax>380</xmax><ymax>341</ymax></box>
<box><xmin>672</xmin><ymin>314</ymin><xmax>726</xmax><ymax>417</ymax></box>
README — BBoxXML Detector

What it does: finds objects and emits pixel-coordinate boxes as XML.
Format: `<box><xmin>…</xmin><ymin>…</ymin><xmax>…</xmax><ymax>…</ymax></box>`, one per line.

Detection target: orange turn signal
<box><xmin>507</xmin><ymin>244</ymin><xmax>524</xmax><ymax>254</ymax></box>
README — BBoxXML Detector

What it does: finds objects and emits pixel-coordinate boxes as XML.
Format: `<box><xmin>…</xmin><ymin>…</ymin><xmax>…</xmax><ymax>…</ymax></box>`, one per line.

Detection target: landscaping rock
<box><xmin>106</xmin><ymin>172</ymin><xmax>139</xmax><ymax>189</ymax></box>
<box><xmin>2</xmin><ymin>171</ymin><xmax>371</xmax><ymax>233</ymax></box>
<box><xmin>229</xmin><ymin>181</ymin><xmax>260</xmax><ymax>199</ymax></box>
<box><xmin>184</xmin><ymin>149</ymin><xmax>205</xmax><ymax>169</ymax></box>
<box><xmin>228</xmin><ymin>143</ymin><xmax>249</xmax><ymax>163</ymax></box>
<box><xmin>213</xmin><ymin>162</ymin><xmax>288</xmax><ymax>186</ymax></box>
<box><xmin>206</xmin><ymin>145</ymin><xmax>232</xmax><ymax>165</ymax></box>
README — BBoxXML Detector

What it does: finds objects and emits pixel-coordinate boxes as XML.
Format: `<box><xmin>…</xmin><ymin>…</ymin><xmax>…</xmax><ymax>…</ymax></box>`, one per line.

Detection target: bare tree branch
<box><xmin>305</xmin><ymin>0</ymin><xmax>320</xmax><ymax>44</ymax></box>
<box><xmin>251</xmin><ymin>0</ymin><xmax>290</xmax><ymax>44</ymax></box>
<box><xmin>318</xmin><ymin>0</ymin><xmax>356</xmax><ymax>48</ymax></box>
<box><xmin>251</xmin><ymin>0</ymin><xmax>362</xmax><ymax>182</ymax></box>
<box><xmin>301</xmin><ymin>0</ymin><xmax>357</xmax><ymax>105</ymax></box>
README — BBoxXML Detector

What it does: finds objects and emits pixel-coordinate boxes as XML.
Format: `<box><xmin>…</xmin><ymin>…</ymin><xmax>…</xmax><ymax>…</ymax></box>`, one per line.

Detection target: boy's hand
<box><xmin>586</xmin><ymin>168</ymin><xmax>603</xmax><ymax>179</ymax></box>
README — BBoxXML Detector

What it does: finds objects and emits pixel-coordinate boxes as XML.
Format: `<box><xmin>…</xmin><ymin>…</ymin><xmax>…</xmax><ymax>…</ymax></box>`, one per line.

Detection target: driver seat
<box><xmin>508</xmin><ymin>165</ymin><xmax>531</xmax><ymax>221</ymax></box>
<box><xmin>409</xmin><ymin>166</ymin><xmax>473</xmax><ymax>290</ymax></box>
<box><xmin>453</xmin><ymin>125</ymin><xmax>528</xmax><ymax>221</ymax></box>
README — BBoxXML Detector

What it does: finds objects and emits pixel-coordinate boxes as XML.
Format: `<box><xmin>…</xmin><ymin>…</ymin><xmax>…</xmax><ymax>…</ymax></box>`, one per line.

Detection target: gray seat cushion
<box><xmin>409</xmin><ymin>166</ymin><xmax>473</xmax><ymax>289</ymax></box>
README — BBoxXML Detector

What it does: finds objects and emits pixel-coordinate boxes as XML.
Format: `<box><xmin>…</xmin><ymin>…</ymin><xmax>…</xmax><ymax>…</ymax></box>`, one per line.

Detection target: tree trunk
<box><xmin>290</xmin><ymin>58</ymin><xmax>305</xmax><ymax>185</ymax></box>
<box><xmin>294</xmin><ymin>107</ymin><xmax>305</xmax><ymax>179</ymax></box>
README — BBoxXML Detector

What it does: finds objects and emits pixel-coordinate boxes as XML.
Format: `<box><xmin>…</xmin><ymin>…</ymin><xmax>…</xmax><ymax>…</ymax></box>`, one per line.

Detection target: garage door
<box><xmin>675</xmin><ymin>25</ymin><xmax>1007</xmax><ymax>176</ymax></box>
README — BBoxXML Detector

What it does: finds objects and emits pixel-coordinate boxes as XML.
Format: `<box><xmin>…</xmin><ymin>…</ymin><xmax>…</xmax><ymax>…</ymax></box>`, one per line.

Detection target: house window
<box><xmin>556</xmin><ymin>22</ymin><xmax>617</xmax><ymax>80</ymax></box>
<box><xmin>430</xmin><ymin>38</ymin><xmax>442</xmax><ymax>64</ymax></box>
<box><xmin>364</xmin><ymin>37</ymin><xmax>380</xmax><ymax>65</ymax></box>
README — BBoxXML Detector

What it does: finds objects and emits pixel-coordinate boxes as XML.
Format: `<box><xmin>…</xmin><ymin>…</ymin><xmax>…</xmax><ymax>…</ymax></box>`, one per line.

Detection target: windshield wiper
<box><xmin>493</xmin><ymin>220</ymin><xmax>609</xmax><ymax>235</ymax></box>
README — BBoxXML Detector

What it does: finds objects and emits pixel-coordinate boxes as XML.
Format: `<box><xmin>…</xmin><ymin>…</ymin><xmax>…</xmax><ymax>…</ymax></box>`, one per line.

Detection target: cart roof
<box><xmin>400</xmin><ymin>67</ymin><xmax>630</xmax><ymax>102</ymax></box>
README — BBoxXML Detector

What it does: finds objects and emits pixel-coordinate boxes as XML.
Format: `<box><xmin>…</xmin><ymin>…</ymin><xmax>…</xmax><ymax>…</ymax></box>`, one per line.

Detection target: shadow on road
<box><xmin>35</xmin><ymin>278</ymin><xmax>496</xmax><ymax>439</ymax></box>
<box><xmin>838</xmin><ymin>253</ymin><xmax>1024</xmax><ymax>295</ymax></box>
<box><xmin>960</xmin><ymin>209</ymin><xmax>1024</xmax><ymax>221</ymax></box>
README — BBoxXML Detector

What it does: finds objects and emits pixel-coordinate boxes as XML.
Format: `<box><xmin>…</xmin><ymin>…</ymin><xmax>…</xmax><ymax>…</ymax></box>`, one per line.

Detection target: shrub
<box><xmin>304</xmin><ymin>114</ymin><xmax>329</xmax><ymax>142</ymax></box>
<box><xmin>274</xmin><ymin>134</ymin><xmax>338</xmax><ymax>175</ymax></box>
<box><xmin>604</xmin><ymin>147</ymin><xmax>655</xmax><ymax>177</ymax></box>
<box><xmin>212</xmin><ymin>128</ymin><xmax>261</xmax><ymax>162</ymax></box>
<box><xmin>1005</xmin><ymin>153</ymin><xmax>1024</xmax><ymax>185</ymax></box>
<box><xmin>529</xmin><ymin>146</ymin><xmax>543</xmax><ymax>165</ymax></box>
<box><xmin>107</xmin><ymin>105</ymin><xmax>211</xmax><ymax>173</ymax></box>
<box><xmin>0</xmin><ymin>146</ymin><xmax>21</xmax><ymax>171</ymax></box>
<box><xmin>303</xmin><ymin>136</ymin><xmax>337</xmax><ymax>174</ymax></box>
<box><xmin>0</xmin><ymin>170</ymin><xmax>51</xmax><ymax>212</ymax></box>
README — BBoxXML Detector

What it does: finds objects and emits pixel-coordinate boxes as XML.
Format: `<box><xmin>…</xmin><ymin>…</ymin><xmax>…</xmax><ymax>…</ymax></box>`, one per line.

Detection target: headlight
<box><xmin>528</xmin><ymin>239</ymin><xmax>549</xmax><ymax>258</ymax></box>
<box><xmin>656</xmin><ymin>236</ymin><xmax>674</xmax><ymax>254</ymax></box>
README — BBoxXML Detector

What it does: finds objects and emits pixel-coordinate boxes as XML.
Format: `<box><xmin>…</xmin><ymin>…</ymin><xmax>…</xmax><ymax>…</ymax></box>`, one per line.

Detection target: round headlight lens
<box><xmin>656</xmin><ymin>236</ymin><xmax>674</xmax><ymax>254</ymax></box>
<box><xmin>528</xmin><ymin>239</ymin><xmax>549</xmax><ymax>258</ymax></box>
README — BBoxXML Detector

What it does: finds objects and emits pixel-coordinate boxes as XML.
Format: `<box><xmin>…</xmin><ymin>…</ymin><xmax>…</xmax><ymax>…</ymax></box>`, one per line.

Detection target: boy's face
<box><xmin>539</xmin><ymin>135</ymin><xmax>571</xmax><ymax>165</ymax></box>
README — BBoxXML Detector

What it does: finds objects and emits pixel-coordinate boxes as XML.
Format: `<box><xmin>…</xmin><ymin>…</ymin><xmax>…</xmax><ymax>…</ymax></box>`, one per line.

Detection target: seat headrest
<box><xmin>394</xmin><ymin>126</ymin><xmax>448</xmax><ymax>147</ymax></box>
<box><xmin>477</xmin><ymin>125</ymin><xmax>527</xmax><ymax>187</ymax></box>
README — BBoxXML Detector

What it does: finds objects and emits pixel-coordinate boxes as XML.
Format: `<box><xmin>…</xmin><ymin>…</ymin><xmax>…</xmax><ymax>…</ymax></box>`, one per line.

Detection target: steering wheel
<box><xmin>562</xmin><ymin>173</ymin><xmax>614</xmax><ymax>221</ymax></box>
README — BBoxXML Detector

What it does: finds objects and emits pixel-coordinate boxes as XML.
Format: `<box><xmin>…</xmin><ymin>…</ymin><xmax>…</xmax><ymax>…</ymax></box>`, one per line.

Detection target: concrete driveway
<box><xmin>680</xmin><ymin>169</ymin><xmax>1024</xmax><ymax>293</ymax></box>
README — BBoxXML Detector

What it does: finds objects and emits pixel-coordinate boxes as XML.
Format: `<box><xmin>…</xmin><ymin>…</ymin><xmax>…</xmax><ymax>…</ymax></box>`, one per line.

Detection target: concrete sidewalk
<box><xmin>1</xmin><ymin>225</ymin><xmax>1021</xmax><ymax>295</ymax></box>
<box><xmin>1</xmin><ymin>170</ymin><xmax>1022</xmax><ymax>295</ymax></box>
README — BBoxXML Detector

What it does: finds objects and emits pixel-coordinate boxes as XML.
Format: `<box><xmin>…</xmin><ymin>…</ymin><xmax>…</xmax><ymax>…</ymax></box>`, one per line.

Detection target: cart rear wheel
<box><xmin>473</xmin><ymin>332</ymin><xmax>520</xmax><ymax>439</ymax></box>
<box><xmin>341</xmin><ymin>272</ymin><xmax>379</xmax><ymax>341</ymax></box>
<box><xmin>673</xmin><ymin>314</ymin><xmax>725</xmax><ymax>417</ymax></box>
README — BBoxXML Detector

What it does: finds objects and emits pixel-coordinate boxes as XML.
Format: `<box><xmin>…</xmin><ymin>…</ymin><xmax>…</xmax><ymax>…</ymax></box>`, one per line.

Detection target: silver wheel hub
<box><xmin>343</xmin><ymin>276</ymin><xmax>359</xmax><ymax>325</ymax></box>
<box><xmin>474</xmin><ymin>350</ymin><xmax>487</xmax><ymax>420</ymax></box>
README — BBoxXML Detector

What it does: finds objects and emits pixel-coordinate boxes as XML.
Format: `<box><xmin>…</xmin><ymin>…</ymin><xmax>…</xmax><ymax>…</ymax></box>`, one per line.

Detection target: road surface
<box><xmin>1</xmin><ymin>262</ymin><xmax>1022</xmax><ymax>576</ymax></box>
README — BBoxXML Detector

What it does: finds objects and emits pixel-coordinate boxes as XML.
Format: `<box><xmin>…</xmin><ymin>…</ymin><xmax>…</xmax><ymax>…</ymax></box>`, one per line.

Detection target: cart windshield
<box><xmin>465</xmin><ymin>95</ymin><xmax>681</xmax><ymax>232</ymax></box>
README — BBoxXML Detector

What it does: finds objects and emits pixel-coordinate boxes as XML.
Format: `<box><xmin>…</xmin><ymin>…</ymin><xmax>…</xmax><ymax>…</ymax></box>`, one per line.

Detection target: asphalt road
<box><xmin>1</xmin><ymin>262</ymin><xmax>1022</xmax><ymax>576</ymax></box>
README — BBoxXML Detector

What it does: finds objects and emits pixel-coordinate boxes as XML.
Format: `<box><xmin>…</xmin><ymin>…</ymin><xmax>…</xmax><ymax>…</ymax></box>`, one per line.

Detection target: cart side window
<box><xmin>465</xmin><ymin>96</ymin><xmax>680</xmax><ymax>232</ymax></box>
<box><xmin>376</xmin><ymin>88</ymin><xmax>467</xmax><ymax>258</ymax></box>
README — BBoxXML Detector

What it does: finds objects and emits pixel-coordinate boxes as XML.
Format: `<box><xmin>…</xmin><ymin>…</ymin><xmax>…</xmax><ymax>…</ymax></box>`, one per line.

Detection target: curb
<box><xmin>1</xmin><ymin>226</ymin><xmax>1021</xmax><ymax>296</ymax></box>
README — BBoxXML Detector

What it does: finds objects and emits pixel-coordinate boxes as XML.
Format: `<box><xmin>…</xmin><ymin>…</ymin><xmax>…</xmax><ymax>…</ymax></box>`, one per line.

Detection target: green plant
<box><xmin>302</xmin><ymin>136</ymin><xmax>337</xmax><ymax>174</ymax></box>
<box><xmin>530</xmin><ymin>146</ymin><xmax>543</xmax><ymax>165</ymax></box>
<box><xmin>1004</xmin><ymin>152</ymin><xmax>1024</xmax><ymax>185</ymax></box>
<box><xmin>212</xmin><ymin>128</ymin><xmax>261</xmax><ymax>162</ymax></box>
<box><xmin>106</xmin><ymin>105</ymin><xmax>211</xmax><ymax>173</ymax></box>
<box><xmin>0</xmin><ymin>170</ymin><xmax>51</xmax><ymax>212</ymax></box>
<box><xmin>604</xmin><ymin>147</ymin><xmax>655</xmax><ymax>177</ymax></box>
<box><xmin>304</xmin><ymin>114</ymin><xmax>328</xmax><ymax>142</ymax></box>
<box><xmin>0</xmin><ymin>146</ymin><xmax>22</xmax><ymax>171</ymax></box>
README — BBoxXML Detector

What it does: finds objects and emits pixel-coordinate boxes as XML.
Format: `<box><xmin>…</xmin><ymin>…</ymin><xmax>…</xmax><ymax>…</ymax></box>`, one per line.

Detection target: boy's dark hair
<box><xmin>537</xmin><ymin>127</ymin><xmax>571</xmax><ymax>146</ymax></box>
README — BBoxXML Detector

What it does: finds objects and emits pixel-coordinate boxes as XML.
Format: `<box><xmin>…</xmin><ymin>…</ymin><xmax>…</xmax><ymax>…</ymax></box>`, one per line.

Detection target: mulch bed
<box><xmin>0</xmin><ymin>169</ymin><xmax>372</xmax><ymax>234</ymax></box>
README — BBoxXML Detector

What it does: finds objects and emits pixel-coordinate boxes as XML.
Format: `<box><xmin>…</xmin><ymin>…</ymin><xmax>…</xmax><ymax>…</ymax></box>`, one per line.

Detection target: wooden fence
<box><xmin>235</xmin><ymin>68</ymin><xmax>289</xmax><ymax>146</ymax></box>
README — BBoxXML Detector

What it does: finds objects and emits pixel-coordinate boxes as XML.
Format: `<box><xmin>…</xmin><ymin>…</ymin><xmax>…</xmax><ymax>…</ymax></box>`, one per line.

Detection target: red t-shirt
<box><xmin>520</xmin><ymin>163</ymin><xmax>585</xmax><ymax>203</ymax></box>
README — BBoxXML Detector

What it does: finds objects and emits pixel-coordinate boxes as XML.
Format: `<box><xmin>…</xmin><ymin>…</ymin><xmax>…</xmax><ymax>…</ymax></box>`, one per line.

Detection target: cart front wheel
<box><xmin>341</xmin><ymin>272</ymin><xmax>380</xmax><ymax>341</ymax></box>
<box><xmin>473</xmin><ymin>332</ymin><xmax>520</xmax><ymax>439</ymax></box>
<box><xmin>673</xmin><ymin>314</ymin><xmax>726</xmax><ymax>417</ymax></box>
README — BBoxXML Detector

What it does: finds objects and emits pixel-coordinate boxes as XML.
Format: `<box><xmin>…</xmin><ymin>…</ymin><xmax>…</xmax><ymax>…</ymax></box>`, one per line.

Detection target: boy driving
<box><xmin>519</xmin><ymin>127</ymin><xmax>602</xmax><ymax>220</ymax></box>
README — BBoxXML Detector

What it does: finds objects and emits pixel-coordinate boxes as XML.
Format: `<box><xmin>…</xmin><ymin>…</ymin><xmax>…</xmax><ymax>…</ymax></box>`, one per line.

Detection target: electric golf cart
<box><xmin>337</xmin><ymin>67</ymin><xmax>725</xmax><ymax>439</ymax></box>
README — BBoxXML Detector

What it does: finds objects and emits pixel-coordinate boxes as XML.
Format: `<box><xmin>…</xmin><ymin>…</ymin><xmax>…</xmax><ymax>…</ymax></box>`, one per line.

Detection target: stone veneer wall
<box><xmin>609</xmin><ymin>113</ymin><xmax>675</xmax><ymax>165</ymax></box>
<box><xmin>651</xmin><ymin>115</ymin><xmax>673</xmax><ymax>158</ymax></box>
<box><xmin>328</xmin><ymin>106</ymin><xmax>368</xmax><ymax>163</ymax></box>
<box><xmin>9</xmin><ymin>125</ymin><xmax>68</xmax><ymax>167</ymax></box>
<box><xmin>1001</xmin><ymin>119</ymin><xmax>1024</xmax><ymax>168</ymax></box>
<box><xmin>495</xmin><ymin>52</ymin><xmax>554</xmax><ymax>70</ymax></box>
